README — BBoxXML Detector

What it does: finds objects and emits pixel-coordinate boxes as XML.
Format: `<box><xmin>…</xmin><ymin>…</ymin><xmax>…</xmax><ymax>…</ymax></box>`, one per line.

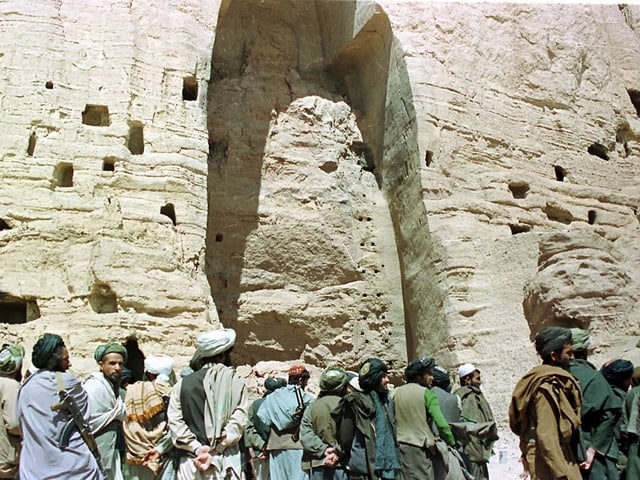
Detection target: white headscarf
<box><xmin>196</xmin><ymin>328</ymin><xmax>236</xmax><ymax>358</ymax></box>
<box><xmin>144</xmin><ymin>354</ymin><xmax>174</xmax><ymax>383</ymax></box>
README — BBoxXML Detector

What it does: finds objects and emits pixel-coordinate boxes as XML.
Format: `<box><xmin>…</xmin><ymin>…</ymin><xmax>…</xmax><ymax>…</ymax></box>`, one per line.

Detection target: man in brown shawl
<box><xmin>124</xmin><ymin>354</ymin><xmax>176</xmax><ymax>479</ymax></box>
<box><xmin>509</xmin><ymin>326</ymin><xmax>583</xmax><ymax>480</ymax></box>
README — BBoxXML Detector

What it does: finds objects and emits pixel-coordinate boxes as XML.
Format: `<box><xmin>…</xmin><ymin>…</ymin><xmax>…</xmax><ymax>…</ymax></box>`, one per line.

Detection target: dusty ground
<box><xmin>487</xmin><ymin>432</ymin><xmax>524</xmax><ymax>479</ymax></box>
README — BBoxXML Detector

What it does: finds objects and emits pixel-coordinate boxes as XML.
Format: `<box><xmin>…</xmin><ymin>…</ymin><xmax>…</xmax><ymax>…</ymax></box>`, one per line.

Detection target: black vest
<box><xmin>180</xmin><ymin>368</ymin><xmax>209</xmax><ymax>445</ymax></box>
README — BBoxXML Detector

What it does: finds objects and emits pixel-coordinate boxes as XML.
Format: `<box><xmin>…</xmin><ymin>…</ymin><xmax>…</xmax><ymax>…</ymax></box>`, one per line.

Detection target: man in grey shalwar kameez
<box><xmin>84</xmin><ymin>343</ymin><xmax>128</xmax><ymax>480</ymax></box>
<box><xmin>257</xmin><ymin>365</ymin><xmax>314</xmax><ymax>480</ymax></box>
<box><xmin>168</xmin><ymin>328</ymin><xmax>249</xmax><ymax>480</ymax></box>
<box><xmin>17</xmin><ymin>333</ymin><xmax>103</xmax><ymax>480</ymax></box>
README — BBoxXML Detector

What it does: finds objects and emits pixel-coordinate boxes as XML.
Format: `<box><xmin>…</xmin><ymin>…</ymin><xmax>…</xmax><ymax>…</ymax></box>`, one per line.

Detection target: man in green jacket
<box><xmin>300</xmin><ymin>366</ymin><xmax>350</xmax><ymax>479</ymax></box>
<box><xmin>394</xmin><ymin>356</ymin><xmax>455</xmax><ymax>480</ymax></box>
<box><xmin>569</xmin><ymin>328</ymin><xmax>621</xmax><ymax>479</ymax></box>
<box><xmin>454</xmin><ymin>363</ymin><xmax>496</xmax><ymax>480</ymax></box>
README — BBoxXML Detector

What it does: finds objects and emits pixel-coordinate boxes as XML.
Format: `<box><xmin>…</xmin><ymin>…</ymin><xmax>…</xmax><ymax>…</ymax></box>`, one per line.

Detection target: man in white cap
<box><xmin>454</xmin><ymin>363</ymin><xmax>496</xmax><ymax>480</ymax></box>
<box><xmin>0</xmin><ymin>343</ymin><xmax>24</xmax><ymax>480</ymax></box>
<box><xmin>168</xmin><ymin>328</ymin><xmax>248</xmax><ymax>480</ymax></box>
<box><xmin>124</xmin><ymin>354</ymin><xmax>176</xmax><ymax>480</ymax></box>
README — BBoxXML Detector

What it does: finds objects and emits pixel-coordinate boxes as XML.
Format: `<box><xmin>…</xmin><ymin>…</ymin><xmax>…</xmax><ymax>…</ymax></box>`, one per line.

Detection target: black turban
<box><xmin>601</xmin><ymin>359</ymin><xmax>635</xmax><ymax>387</ymax></box>
<box><xmin>264</xmin><ymin>377</ymin><xmax>287</xmax><ymax>393</ymax></box>
<box><xmin>405</xmin><ymin>356</ymin><xmax>435</xmax><ymax>382</ymax></box>
<box><xmin>32</xmin><ymin>333</ymin><xmax>65</xmax><ymax>369</ymax></box>
<box><xmin>359</xmin><ymin>358</ymin><xmax>388</xmax><ymax>392</ymax></box>
<box><xmin>433</xmin><ymin>365</ymin><xmax>451</xmax><ymax>390</ymax></box>
<box><xmin>535</xmin><ymin>326</ymin><xmax>572</xmax><ymax>359</ymax></box>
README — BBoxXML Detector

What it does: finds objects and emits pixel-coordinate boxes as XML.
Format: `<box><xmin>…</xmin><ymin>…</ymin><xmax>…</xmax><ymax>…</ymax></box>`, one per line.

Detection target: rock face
<box><xmin>2</xmin><ymin>1</ymin><xmax>640</xmax><ymax>437</ymax></box>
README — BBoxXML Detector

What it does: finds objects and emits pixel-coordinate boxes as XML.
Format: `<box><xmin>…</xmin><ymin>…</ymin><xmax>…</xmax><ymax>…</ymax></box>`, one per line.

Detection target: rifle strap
<box><xmin>295</xmin><ymin>386</ymin><xmax>304</xmax><ymax>410</ymax></box>
<box><xmin>56</xmin><ymin>371</ymin><xmax>65</xmax><ymax>396</ymax></box>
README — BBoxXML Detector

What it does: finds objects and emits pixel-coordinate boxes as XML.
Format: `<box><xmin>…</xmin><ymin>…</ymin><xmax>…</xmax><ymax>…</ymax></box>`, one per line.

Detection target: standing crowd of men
<box><xmin>0</xmin><ymin>325</ymin><xmax>637</xmax><ymax>479</ymax></box>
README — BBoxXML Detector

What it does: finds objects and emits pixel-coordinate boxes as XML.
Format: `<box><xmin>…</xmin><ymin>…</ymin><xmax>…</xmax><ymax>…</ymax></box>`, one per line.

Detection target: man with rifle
<box><xmin>17</xmin><ymin>333</ymin><xmax>104</xmax><ymax>480</ymax></box>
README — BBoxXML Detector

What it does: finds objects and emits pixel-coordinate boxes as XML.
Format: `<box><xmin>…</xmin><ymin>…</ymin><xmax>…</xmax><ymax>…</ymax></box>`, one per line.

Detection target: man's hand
<box><xmin>322</xmin><ymin>447</ymin><xmax>339</xmax><ymax>467</ymax></box>
<box><xmin>579</xmin><ymin>446</ymin><xmax>596</xmax><ymax>471</ymax></box>
<box><xmin>194</xmin><ymin>446</ymin><xmax>213</xmax><ymax>472</ymax></box>
<box><xmin>141</xmin><ymin>448</ymin><xmax>160</xmax><ymax>466</ymax></box>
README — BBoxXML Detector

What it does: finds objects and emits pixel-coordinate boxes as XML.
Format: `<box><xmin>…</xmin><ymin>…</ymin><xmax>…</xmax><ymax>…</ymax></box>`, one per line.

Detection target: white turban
<box><xmin>196</xmin><ymin>328</ymin><xmax>236</xmax><ymax>358</ymax></box>
<box><xmin>144</xmin><ymin>354</ymin><xmax>175</xmax><ymax>383</ymax></box>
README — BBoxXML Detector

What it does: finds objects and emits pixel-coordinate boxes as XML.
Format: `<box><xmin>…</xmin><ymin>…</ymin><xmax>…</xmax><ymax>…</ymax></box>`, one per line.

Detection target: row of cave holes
<box><xmin>41</xmin><ymin>76</ymin><xmax>199</xmax><ymax>100</ymax></box>
<box><xmin>27</xmin><ymin>76</ymin><xmax>199</xmax><ymax>157</ymax></box>
<box><xmin>424</xmin><ymin>89</ymin><xmax>640</xmax><ymax>168</ymax></box>
<box><xmin>507</xmin><ymin>175</ymin><xmax>598</xmax><ymax>234</ymax></box>
<box><xmin>0</xmin><ymin>201</ymin><xmax>177</xmax><ymax>230</ymax></box>
<box><xmin>425</xmin><ymin>141</ymin><xmax>615</xmax><ymax>169</ymax></box>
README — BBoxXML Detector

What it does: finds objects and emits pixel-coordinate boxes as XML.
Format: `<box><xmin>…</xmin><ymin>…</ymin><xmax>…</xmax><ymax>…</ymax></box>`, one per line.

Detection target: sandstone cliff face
<box><xmin>2</xmin><ymin>1</ymin><xmax>640</xmax><ymax>438</ymax></box>
<box><xmin>0</xmin><ymin>0</ymin><xmax>222</xmax><ymax>372</ymax></box>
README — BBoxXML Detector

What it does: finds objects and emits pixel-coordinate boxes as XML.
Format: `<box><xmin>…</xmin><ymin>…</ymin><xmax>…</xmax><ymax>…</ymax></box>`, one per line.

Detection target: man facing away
<box><xmin>256</xmin><ymin>365</ymin><xmax>314</xmax><ymax>480</ymax></box>
<box><xmin>244</xmin><ymin>377</ymin><xmax>287</xmax><ymax>480</ymax></box>
<box><xmin>168</xmin><ymin>328</ymin><xmax>248</xmax><ymax>480</ymax></box>
<box><xmin>124</xmin><ymin>353</ymin><xmax>176</xmax><ymax>480</ymax></box>
<box><xmin>454</xmin><ymin>363</ymin><xmax>497</xmax><ymax>479</ymax></box>
<box><xmin>0</xmin><ymin>343</ymin><xmax>24</xmax><ymax>480</ymax></box>
<box><xmin>568</xmin><ymin>328</ymin><xmax>621</xmax><ymax>479</ymax></box>
<box><xmin>300</xmin><ymin>366</ymin><xmax>350</xmax><ymax>479</ymax></box>
<box><xmin>509</xmin><ymin>326</ymin><xmax>583</xmax><ymax>480</ymax></box>
<box><xmin>85</xmin><ymin>343</ymin><xmax>129</xmax><ymax>480</ymax></box>
<box><xmin>17</xmin><ymin>333</ymin><xmax>103</xmax><ymax>480</ymax></box>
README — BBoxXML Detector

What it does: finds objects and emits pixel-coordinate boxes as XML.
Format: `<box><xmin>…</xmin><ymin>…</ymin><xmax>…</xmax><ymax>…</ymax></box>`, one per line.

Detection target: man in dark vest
<box><xmin>168</xmin><ymin>328</ymin><xmax>248</xmax><ymax>480</ymax></box>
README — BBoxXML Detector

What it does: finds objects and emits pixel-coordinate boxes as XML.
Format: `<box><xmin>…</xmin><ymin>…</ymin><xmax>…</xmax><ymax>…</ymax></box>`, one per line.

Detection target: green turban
<box><xmin>32</xmin><ymin>333</ymin><xmax>65</xmax><ymax>369</ymax></box>
<box><xmin>94</xmin><ymin>343</ymin><xmax>128</xmax><ymax>363</ymax></box>
<box><xmin>570</xmin><ymin>328</ymin><xmax>591</xmax><ymax>352</ymax></box>
<box><xmin>319</xmin><ymin>366</ymin><xmax>348</xmax><ymax>395</ymax></box>
<box><xmin>0</xmin><ymin>343</ymin><xmax>25</xmax><ymax>375</ymax></box>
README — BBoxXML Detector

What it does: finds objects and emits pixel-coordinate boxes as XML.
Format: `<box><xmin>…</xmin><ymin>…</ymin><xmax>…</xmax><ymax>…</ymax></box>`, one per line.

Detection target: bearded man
<box><xmin>168</xmin><ymin>328</ymin><xmax>248</xmax><ymax>480</ymax></box>
<box><xmin>17</xmin><ymin>333</ymin><xmax>103</xmax><ymax>480</ymax></box>
<box><xmin>510</xmin><ymin>326</ymin><xmax>582</xmax><ymax>480</ymax></box>
<box><xmin>85</xmin><ymin>343</ymin><xmax>129</xmax><ymax>480</ymax></box>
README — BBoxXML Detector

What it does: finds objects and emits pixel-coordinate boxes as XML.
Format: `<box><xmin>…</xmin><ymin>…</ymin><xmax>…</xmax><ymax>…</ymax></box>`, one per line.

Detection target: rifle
<box><xmin>291</xmin><ymin>386</ymin><xmax>306</xmax><ymax>442</ymax></box>
<box><xmin>51</xmin><ymin>372</ymin><xmax>107</xmax><ymax>476</ymax></box>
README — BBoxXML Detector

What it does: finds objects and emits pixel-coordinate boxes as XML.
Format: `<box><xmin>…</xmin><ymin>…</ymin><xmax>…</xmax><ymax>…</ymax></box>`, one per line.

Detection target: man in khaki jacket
<box><xmin>509</xmin><ymin>326</ymin><xmax>583</xmax><ymax>480</ymax></box>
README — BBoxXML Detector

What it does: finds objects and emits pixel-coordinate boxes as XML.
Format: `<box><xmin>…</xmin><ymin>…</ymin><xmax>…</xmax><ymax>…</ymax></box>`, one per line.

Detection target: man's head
<box><xmin>535</xmin><ymin>326</ymin><xmax>574</xmax><ymax>368</ymax></box>
<box><xmin>601</xmin><ymin>359</ymin><xmax>635</xmax><ymax>391</ymax></box>
<box><xmin>432</xmin><ymin>365</ymin><xmax>452</xmax><ymax>392</ymax></box>
<box><xmin>190</xmin><ymin>328</ymin><xmax>236</xmax><ymax>370</ymax></box>
<box><xmin>264</xmin><ymin>376</ymin><xmax>287</xmax><ymax>396</ymax></box>
<box><xmin>144</xmin><ymin>353</ymin><xmax>175</xmax><ymax>383</ymax></box>
<box><xmin>405</xmin><ymin>356</ymin><xmax>435</xmax><ymax>387</ymax></box>
<box><xmin>570</xmin><ymin>327</ymin><xmax>590</xmax><ymax>360</ymax></box>
<box><xmin>359</xmin><ymin>358</ymin><xmax>390</xmax><ymax>393</ymax></box>
<box><xmin>319</xmin><ymin>366</ymin><xmax>349</xmax><ymax>396</ymax></box>
<box><xmin>0</xmin><ymin>343</ymin><xmax>25</xmax><ymax>380</ymax></box>
<box><xmin>458</xmin><ymin>363</ymin><xmax>481</xmax><ymax>388</ymax></box>
<box><xmin>288</xmin><ymin>365</ymin><xmax>310</xmax><ymax>388</ymax></box>
<box><xmin>95</xmin><ymin>343</ymin><xmax>128</xmax><ymax>384</ymax></box>
<box><xmin>32</xmin><ymin>333</ymin><xmax>71</xmax><ymax>372</ymax></box>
